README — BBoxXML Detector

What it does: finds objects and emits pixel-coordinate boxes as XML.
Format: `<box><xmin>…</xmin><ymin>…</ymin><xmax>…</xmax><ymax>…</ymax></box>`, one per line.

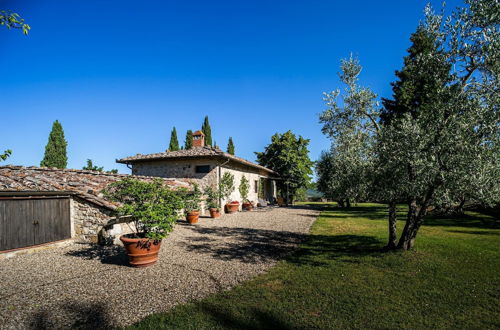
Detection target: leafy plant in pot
<box><xmin>204</xmin><ymin>185</ymin><xmax>221</xmax><ymax>218</ymax></box>
<box><xmin>182</xmin><ymin>184</ymin><xmax>202</xmax><ymax>224</ymax></box>
<box><xmin>219</xmin><ymin>172</ymin><xmax>238</xmax><ymax>213</ymax></box>
<box><xmin>239</xmin><ymin>175</ymin><xmax>253</xmax><ymax>211</ymax></box>
<box><xmin>104</xmin><ymin>178</ymin><xmax>183</xmax><ymax>267</ymax></box>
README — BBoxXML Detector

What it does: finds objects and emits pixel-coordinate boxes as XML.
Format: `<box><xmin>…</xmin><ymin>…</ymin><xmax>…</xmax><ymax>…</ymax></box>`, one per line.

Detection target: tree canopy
<box><xmin>184</xmin><ymin>130</ymin><xmax>193</xmax><ymax>150</ymax></box>
<box><xmin>227</xmin><ymin>137</ymin><xmax>235</xmax><ymax>155</ymax></box>
<box><xmin>256</xmin><ymin>131</ymin><xmax>313</xmax><ymax>203</ymax></box>
<box><xmin>40</xmin><ymin>120</ymin><xmax>68</xmax><ymax>169</ymax></box>
<box><xmin>168</xmin><ymin>127</ymin><xmax>180</xmax><ymax>151</ymax></box>
<box><xmin>201</xmin><ymin>116</ymin><xmax>212</xmax><ymax>146</ymax></box>
<box><xmin>0</xmin><ymin>10</ymin><xmax>30</xmax><ymax>35</ymax></box>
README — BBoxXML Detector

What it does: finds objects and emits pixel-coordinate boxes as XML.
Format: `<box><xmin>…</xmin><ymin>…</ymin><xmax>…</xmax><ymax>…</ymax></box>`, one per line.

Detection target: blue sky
<box><xmin>1</xmin><ymin>0</ymin><xmax>463</xmax><ymax>174</ymax></box>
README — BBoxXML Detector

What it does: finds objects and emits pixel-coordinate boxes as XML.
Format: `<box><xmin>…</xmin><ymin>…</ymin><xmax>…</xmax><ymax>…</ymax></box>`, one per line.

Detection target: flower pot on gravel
<box><xmin>209</xmin><ymin>208</ymin><xmax>221</xmax><ymax>218</ymax></box>
<box><xmin>120</xmin><ymin>234</ymin><xmax>162</xmax><ymax>268</ymax></box>
<box><xmin>104</xmin><ymin>178</ymin><xmax>185</xmax><ymax>268</ymax></box>
<box><xmin>226</xmin><ymin>201</ymin><xmax>239</xmax><ymax>213</ymax></box>
<box><xmin>186</xmin><ymin>210</ymin><xmax>200</xmax><ymax>224</ymax></box>
<box><xmin>242</xmin><ymin>202</ymin><xmax>253</xmax><ymax>211</ymax></box>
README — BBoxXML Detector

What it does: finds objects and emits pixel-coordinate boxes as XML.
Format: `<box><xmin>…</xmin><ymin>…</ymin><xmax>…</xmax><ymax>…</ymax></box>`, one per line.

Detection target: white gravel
<box><xmin>0</xmin><ymin>206</ymin><xmax>318</xmax><ymax>329</ymax></box>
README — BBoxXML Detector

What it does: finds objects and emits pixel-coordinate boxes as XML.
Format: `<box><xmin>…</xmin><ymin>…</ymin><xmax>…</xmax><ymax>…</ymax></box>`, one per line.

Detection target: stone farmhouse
<box><xmin>0</xmin><ymin>166</ymin><xmax>189</xmax><ymax>253</ymax></box>
<box><xmin>117</xmin><ymin>131</ymin><xmax>279</xmax><ymax>210</ymax></box>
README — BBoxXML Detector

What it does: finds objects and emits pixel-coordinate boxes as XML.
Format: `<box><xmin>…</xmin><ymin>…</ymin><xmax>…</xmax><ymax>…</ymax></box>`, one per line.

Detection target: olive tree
<box><xmin>318</xmin><ymin>56</ymin><xmax>379</xmax><ymax>207</ymax></box>
<box><xmin>378</xmin><ymin>2</ymin><xmax>499</xmax><ymax>250</ymax></box>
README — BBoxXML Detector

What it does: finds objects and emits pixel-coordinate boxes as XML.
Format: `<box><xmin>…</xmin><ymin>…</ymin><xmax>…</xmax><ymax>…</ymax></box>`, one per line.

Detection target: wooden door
<box><xmin>0</xmin><ymin>197</ymin><xmax>71</xmax><ymax>251</ymax></box>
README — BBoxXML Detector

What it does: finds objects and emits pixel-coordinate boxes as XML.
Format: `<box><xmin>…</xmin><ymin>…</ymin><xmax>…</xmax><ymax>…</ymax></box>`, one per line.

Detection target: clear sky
<box><xmin>1</xmin><ymin>0</ymin><xmax>463</xmax><ymax>174</ymax></box>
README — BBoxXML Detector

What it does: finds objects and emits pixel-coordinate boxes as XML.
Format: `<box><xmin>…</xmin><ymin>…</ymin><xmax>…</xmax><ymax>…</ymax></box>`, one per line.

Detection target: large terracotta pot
<box><xmin>186</xmin><ymin>210</ymin><xmax>200</xmax><ymax>224</ymax></box>
<box><xmin>209</xmin><ymin>208</ymin><xmax>221</xmax><ymax>218</ymax></box>
<box><xmin>226</xmin><ymin>202</ymin><xmax>239</xmax><ymax>214</ymax></box>
<box><xmin>242</xmin><ymin>202</ymin><xmax>253</xmax><ymax>211</ymax></box>
<box><xmin>120</xmin><ymin>235</ymin><xmax>162</xmax><ymax>268</ymax></box>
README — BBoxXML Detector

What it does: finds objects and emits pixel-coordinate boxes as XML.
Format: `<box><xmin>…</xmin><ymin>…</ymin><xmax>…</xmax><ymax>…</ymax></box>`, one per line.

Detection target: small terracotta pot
<box><xmin>186</xmin><ymin>210</ymin><xmax>200</xmax><ymax>224</ymax></box>
<box><xmin>120</xmin><ymin>235</ymin><xmax>162</xmax><ymax>268</ymax></box>
<box><xmin>226</xmin><ymin>203</ymin><xmax>239</xmax><ymax>213</ymax></box>
<box><xmin>209</xmin><ymin>208</ymin><xmax>221</xmax><ymax>218</ymax></box>
<box><xmin>242</xmin><ymin>202</ymin><xmax>253</xmax><ymax>211</ymax></box>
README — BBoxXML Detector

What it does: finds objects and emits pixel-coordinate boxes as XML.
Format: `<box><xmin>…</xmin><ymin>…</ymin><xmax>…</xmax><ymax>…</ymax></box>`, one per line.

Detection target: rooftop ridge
<box><xmin>0</xmin><ymin>165</ymin><xmax>178</xmax><ymax>181</ymax></box>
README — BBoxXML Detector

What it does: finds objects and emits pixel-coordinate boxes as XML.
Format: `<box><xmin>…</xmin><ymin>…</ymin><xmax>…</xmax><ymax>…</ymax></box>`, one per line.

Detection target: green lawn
<box><xmin>129</xmin><ymin>203</ymin><xmax>500</xmax><ymax>329</ymax></box>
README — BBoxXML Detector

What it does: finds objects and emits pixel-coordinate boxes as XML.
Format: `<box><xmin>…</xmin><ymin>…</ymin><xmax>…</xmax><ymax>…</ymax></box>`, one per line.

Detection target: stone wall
<box><xmin>131</xmin><ymin>158</ymin><xmax>277</xmax><ymax>213</ymax></box>
<box><xmin>132</xmin><ymin>159</ymin><xmax>219</xmax><ymax>189</ymax></box>
<box><xmin>71</xmin><ymin>197</ymin><xmax>133</xmax><ymax>245</ymax></box>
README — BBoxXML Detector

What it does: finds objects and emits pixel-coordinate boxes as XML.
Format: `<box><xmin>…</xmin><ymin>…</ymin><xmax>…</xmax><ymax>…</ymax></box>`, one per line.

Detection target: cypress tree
<box><xmin>227</xmin><ymin>137</ymin><xmax>235</xmax><ymax>155</ymax></box>
<box><xmin>168</xmin><ymin>127</ymin><xmax>180</xmax><ymax>151</ymax></box>
<box><xmin>381</xmin><ymin>26</ymin><xmax>452</xmax><ymax>124</ymax></box>
<box><xmin>201</xmin><ymin>116</ymin><xmax>212</xmax><ymax>146</ymax></box>
<box><xmin>184</xmin><ymin>130</ymin><xmax>193</xmax><ymax>149</ymax></box>
<box><xmin>40</xmin><ymin>120</ymin><xmax>67</xmax><ymax>168</ymax></box>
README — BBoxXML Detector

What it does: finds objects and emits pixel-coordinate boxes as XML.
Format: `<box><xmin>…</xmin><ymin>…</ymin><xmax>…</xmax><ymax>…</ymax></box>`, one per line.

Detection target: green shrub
<box><xmin>104</xmin><ymin>178</ymin><xmax>184</xmax><ymax>240</ymax></box>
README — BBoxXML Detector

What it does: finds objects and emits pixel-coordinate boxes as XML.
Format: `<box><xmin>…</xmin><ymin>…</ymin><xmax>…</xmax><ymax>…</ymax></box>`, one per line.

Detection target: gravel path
<box><xmin>0</xmin><ymin>206</ymin><xmax>318</xmax><ymax>329</ymax></box>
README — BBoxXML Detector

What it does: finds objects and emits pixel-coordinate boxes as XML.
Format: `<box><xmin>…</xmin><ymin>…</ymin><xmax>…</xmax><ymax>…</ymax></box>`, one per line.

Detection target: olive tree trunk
<box><xmin>385</xmin><ymin>201</ymin><xmax>398</xmax><ymax>250</ymax></box>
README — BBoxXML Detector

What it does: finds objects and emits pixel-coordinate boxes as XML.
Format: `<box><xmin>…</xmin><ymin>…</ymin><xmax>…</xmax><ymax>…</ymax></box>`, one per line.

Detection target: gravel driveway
<box><xmin>0</xmin><ymin>206</ymin><xmax>318</xmax><ymax>329</ymax></box>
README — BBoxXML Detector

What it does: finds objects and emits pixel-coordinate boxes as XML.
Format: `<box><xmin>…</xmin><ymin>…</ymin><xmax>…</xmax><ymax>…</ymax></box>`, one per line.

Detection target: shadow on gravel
<box><xmin>29</xmin><ymin>300</ymin><xmax>113</xmax><ymax>330</ymax></box>
<box><xmin>179</xmin><ymin>226</ymin><xmax>309</xmax><ymax>263</ymax></box>
<box><xmin>64</xmin><ymin>243</ymin><xmax>128</xmax><ymax>266</ymax></box>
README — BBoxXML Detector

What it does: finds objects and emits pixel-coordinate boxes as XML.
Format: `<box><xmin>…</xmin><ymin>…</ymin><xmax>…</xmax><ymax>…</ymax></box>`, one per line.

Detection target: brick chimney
<box><xmin>192</xmin><ymin>130</ymin><xmax>205</xmax><ymax>147</ymax></box>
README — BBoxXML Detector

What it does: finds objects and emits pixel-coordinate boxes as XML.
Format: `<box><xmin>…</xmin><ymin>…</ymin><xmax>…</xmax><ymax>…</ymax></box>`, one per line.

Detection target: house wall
<box><xmin>131</xmin><ymin>158</ymin><xmax>277</xmax><ymax>213</ymax></box>
<box><xmin>71</xmin><ymin>197</ymin><xmax>133</xmax><ymax>245</ymax></box>
<box><xmin>131</xmin><ymin>159</ymin><xmax>219</xmax><ymax>189</ymax></box>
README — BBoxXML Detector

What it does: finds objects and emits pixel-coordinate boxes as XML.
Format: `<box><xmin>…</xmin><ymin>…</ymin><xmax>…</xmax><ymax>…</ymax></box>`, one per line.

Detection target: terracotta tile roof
<box><xmin>116</xmin><ymin>146</ymin><xmax>278</xmax><ymax>175</ymax></box>
<box><xmin>0</xmin><ymin>166</ymin><xmax>191</xmax><ymax>210</ymax></box>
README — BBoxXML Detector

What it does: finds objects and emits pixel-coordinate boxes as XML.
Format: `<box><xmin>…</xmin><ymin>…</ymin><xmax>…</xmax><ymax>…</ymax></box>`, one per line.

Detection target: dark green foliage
<box><xmin>179</xmin><ymin>184</ymin><xmax>202</xmax><ymax>213</ymax></box>
<box><xmin>0</xmin><ymin>10</ymin><xmax>30</xmax><ymax>34</ymax></box>
<box><xmin>204</xmin><ymin>185</ymin><xmax>221</xmax><ymax>209</ymax></box>
<box><xmin>82</xmin><ymin>159</ymin><xmax>104</xmax><ymax>172</ymax></box>
<box><xmin>255</xmin><ymin>131</ymin><xmax>313</xmax><ymax>203</ymax></box>
<box><xmin>380</xmin><ymin>26</ymin><xmax>453</xmax><ymax>124</ymax></box>
<box><xmin>201</xmin><ymin>116</ymin><xmax>212</xmax><ymax>146</ymax></box>
<box><xmin>130</xmin><ymin>203</ymin><xmax>499</xmax><ymax>329</ymax></box>
<box><xmin>227</xmin><ymin>137</ymin><xmax>235</xmax><ymax>155</ymax></box>
<box><xmin>103</xmin><ymin>178</ymin><xmax>184</xmax><ymax>240</ymax></box>
<box><xmin>169</xmin><ymin>127</ymin><xmax>180</xmax><ymax>151</ymax></box>
<box><xmin>238</xmin><ymin>176</ymin><xmax>250</xmax><ymax>202</ymax></box>
<box><xmin>184</xmin><ymin>130</ymin><xmax>193</xmax><ymax>150</ymax></box>
<box><xmin>107</xmin><ymin>169</ymin><xmax>119</xmax><ymax>174</ymax></box>
<box><xmin>0</xmin><ymin>149</ymin><xmax>11</xmax><ymax>161</ymax></box>
<box><xmin>40</xmin><ymin>120</ymin><xmax>68</xmax><ymax>169</ymax></box>
<box><xmin>219</xmin><ymin>172</ymin><xmax>235</xmax><ymax>202</ymax></box>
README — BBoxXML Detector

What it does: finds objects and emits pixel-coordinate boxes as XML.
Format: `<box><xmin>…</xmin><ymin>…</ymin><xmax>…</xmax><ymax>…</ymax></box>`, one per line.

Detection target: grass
<box><xmin>129</xmin><ymin>203</ymin><xmax>500</xmax><ymax>329</ymax></box>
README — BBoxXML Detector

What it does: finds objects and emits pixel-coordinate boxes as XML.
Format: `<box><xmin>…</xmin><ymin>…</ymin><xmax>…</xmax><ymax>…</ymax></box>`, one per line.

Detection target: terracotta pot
<box><xmin>226</xmin><ymin>203</ymin><xmax>239</xmax><ymax>213</ymax></box>
<box><xmin>242</xmin><ymin>202</ymin><xmax>253</xmax><ymax>211</ymax></box>
<box><xmin>120</xmin><ymin>235</ymin><xmax>162</xmax><ymax>268</ymax></box>
<box><xmin>186</xmin><ymin>210</ymin><xmax>200</xmax><ymax>224</ymax></box>
<box><xmin>209</xmin><ymin>208</ymin><xmax>221</xmax><ymax>218</ymax></box>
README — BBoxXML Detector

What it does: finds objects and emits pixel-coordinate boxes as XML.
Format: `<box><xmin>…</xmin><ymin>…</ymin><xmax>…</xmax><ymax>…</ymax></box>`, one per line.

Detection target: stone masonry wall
<box><xmin>131</xmin><ymin>159</ymin><xmax>277</xmax><ymax>214</ymax></box>
<box><xmin>71</xmin><ymin>197</ymin><xmax>133</xmax><ymax>244</ymax></box>
<box><xmin>132</xmin><ymin>159</ymin><xmax>218</xmax><ymax>189</ymax></box>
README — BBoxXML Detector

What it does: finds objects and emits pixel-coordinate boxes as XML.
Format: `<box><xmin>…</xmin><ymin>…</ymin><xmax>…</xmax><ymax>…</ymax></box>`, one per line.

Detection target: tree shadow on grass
<box><xmin>287</xmin><ymin>234</ymin><xmax>384</xmax><ymax>267</ymax></box>
<box><xmin>197</xmin><ymin>302</ymin><xmax>292</xmax><ymax>330</ymax></box>
<box><xmin>29</xmin><ymin>300</ymin><xmax>113</xmax><ymax>330</ymax></box>
<box><xmin>180</xmin><ymin>225</ymin><xmax>384</xmax><ymax>267</ymax></box>
<box><xmin>64</xmin><ymin>243</ymin><xmax>128</xmax><ymax>266</ymax></box>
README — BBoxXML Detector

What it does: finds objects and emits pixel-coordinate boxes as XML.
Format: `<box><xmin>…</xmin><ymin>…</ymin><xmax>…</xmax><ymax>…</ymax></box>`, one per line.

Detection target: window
<box><xmin>255</xmin><ymin>180</ymin><xmax>258</xmax><ymax>193</ymax></box>
<box><xmin>195</xmin><ymin>165</ymin><xmax>210</xmax><ymax>173</ymax></box>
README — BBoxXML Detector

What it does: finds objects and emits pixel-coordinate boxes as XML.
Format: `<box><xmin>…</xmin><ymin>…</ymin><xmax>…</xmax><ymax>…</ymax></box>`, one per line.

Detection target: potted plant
<box><xmin>219</xmin><ymin>172</ymin><xmax>237</xmax><ymax>213</ymax></box>
<box><xmin>204</xmin><ymin>185</ymin><xmax>221</xmax><ymax>218</ymax></box>
<box><xmin>104</xmin><ymin>178</ymin><xmax>183</xmax><ymax>267</ymax></box>
<box><xmin>239</xmin><ymin>176</ymin><xmax>253</xmax><ymax>211</ymax></box>
<box><xmin>182</xmin><ymin>184</ymin><xmax>202</xmax><ymax>224</ymax></box>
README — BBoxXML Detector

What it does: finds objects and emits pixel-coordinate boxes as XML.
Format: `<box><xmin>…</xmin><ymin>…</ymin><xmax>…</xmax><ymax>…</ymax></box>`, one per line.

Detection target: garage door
<box><xmin>0</xmin><ymin>197</ymin><xmax>71</xmax><ymax>252</ymax></box>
